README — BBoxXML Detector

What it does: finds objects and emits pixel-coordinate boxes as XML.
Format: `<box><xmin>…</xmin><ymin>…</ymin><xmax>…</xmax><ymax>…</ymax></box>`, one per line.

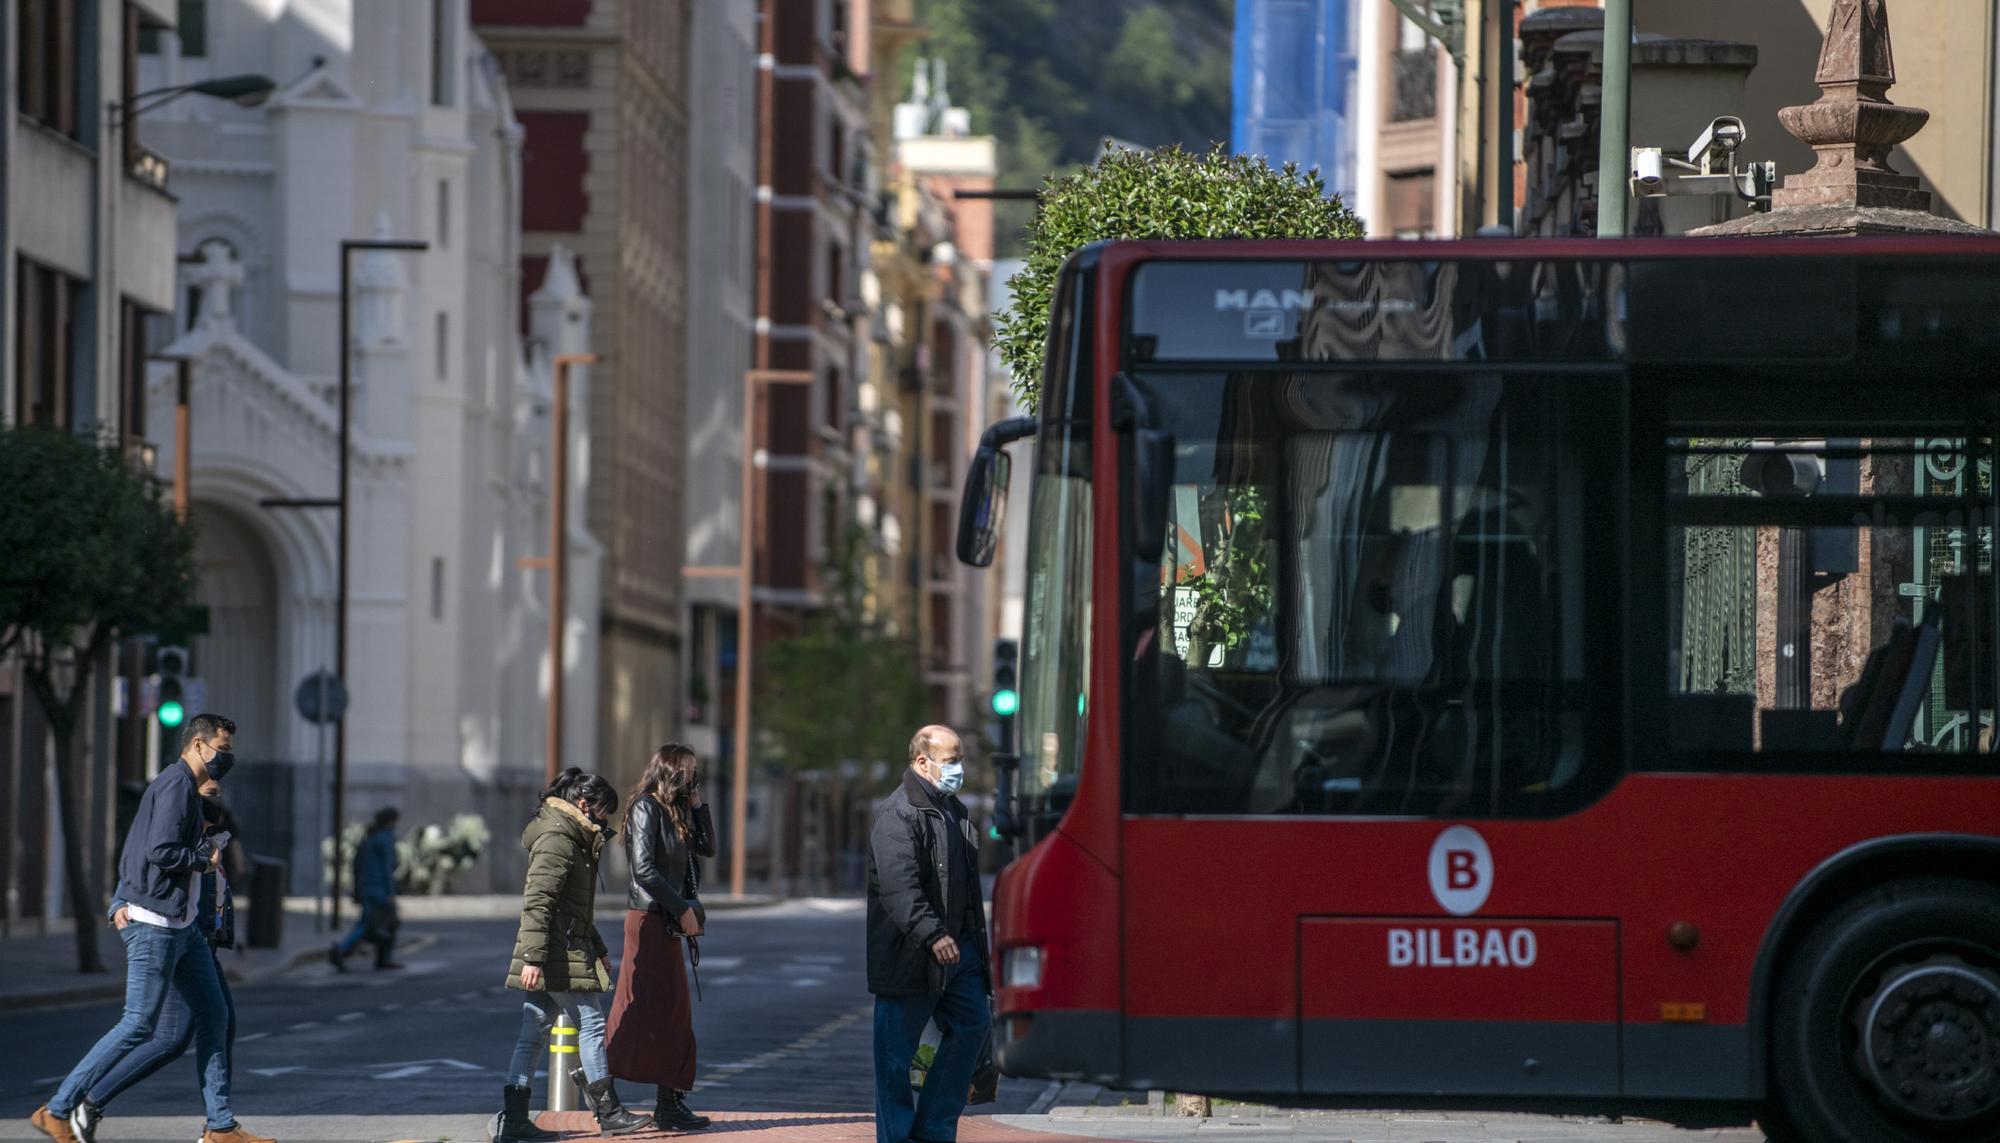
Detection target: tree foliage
<box><xmin>995</xmin><ymin>144</ymin><xmax>1364</xmax><ymax>409</ymax></box>
<box><xmin>755</xmin><ymin>523</ymin><xmax>932</xmax><ymax>775</ymax></box>
<box><xmin>0</xmin><ymin>425</ymin><xmax>196</xmax><ymax>971</ymax></box>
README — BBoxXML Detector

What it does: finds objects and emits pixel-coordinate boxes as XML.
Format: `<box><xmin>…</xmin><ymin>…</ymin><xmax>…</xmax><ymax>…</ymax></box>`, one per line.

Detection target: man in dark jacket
<box><xmin>330</xmin><ymin>807</ymin><xmax>400</xmax><ymax>970</ymax></box>
<box><xmin>29</xmin><ymin>713</ymin><xmax>273</xmax><ymax>1143</ymax></box>
<box><xmin>867</xmin><ymin>724</ymin><xmax>990</xmax><ymax>1143</ymax></box>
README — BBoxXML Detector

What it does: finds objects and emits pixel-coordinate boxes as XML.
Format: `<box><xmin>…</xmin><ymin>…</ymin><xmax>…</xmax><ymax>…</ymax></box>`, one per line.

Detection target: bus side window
<box><xmin>1664</xmin><ymin>436</ymin><xmax>1998</xmax><ymax>758</ymax></box>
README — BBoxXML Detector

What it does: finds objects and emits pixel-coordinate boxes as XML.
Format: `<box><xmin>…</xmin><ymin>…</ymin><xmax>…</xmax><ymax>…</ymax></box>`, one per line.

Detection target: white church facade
<box><xmin>137</xmin><ymin>0</ymin><xmax>601</xmax><ymax>891</ymax></box>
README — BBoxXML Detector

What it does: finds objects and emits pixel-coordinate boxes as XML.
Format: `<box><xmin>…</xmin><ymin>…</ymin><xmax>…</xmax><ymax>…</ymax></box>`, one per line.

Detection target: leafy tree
<box><xmin>0</xmin><ymin>426</ymin><xmax>196</xmax><ymax>971</ymax></box>
<box><xmin>995</xmin><ymin>143</ymin><xmax>1364</xmax><ymax>409</ymax></box>
<box><xmin>756</xmin><ymin>522</ymin><xmax>932</xmax><ymax>776</ymax></box>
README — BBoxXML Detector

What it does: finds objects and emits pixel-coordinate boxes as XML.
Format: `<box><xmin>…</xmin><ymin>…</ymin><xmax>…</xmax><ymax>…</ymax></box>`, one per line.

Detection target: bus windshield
<box><xmin>1127</xmin><ymin>367</ymin><xmax>1619</xmax><ymax>817</ymax></box>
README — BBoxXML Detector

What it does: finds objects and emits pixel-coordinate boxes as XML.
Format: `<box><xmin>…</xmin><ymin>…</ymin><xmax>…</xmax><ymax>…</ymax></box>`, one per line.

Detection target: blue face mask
<box><xmin>935</xmin><ymin>759</ymin><xmax>965</xmax><ymax>795</ymax></box>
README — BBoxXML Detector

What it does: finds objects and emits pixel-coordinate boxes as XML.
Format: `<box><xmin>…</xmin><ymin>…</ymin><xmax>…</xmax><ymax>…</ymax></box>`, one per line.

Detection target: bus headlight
<box><xmin>1002</xmin><ymin>946</ymin><xmax>1044</xmax><ymax>989</ymax></box>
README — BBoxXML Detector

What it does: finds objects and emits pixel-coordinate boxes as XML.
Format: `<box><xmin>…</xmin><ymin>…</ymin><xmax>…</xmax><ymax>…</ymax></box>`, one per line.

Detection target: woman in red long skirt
<box><xmin>607</xmin><ymin>744</ymin><xmax>715</xmax><ymax>1131</ymax></box>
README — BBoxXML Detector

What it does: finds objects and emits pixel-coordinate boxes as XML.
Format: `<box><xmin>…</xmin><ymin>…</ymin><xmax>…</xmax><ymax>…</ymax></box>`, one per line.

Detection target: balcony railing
<box><xmin>1392</xmin><ymin>49</ymin><xmax>1437</xmax><ymax>122</ymax></box>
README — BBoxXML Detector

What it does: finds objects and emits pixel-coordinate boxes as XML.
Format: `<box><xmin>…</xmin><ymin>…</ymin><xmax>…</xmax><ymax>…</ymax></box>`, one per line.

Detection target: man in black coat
<box><xmin>867</xmin><ymin>724</ymin><xmax>990</xmax><ymax>1143</ymax></box>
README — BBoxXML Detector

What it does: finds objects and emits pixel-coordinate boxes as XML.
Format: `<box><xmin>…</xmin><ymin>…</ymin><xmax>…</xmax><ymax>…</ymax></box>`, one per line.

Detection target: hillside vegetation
<box><xmin>913</xmin><ymin>0</ymin><xmax>1236</xmax><ymax>251</ymax></box>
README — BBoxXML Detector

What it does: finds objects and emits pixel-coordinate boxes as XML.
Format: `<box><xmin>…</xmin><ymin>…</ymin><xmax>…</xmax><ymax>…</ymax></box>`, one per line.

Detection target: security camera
<box><xmin>1688</xmin><ymin>116</ymin><xmax>1746</xmax><ymax>169</ymax></box>
<box><xmin>1631</xmin><ymin>147</ymin><xmax>1666</xmax><ymax>195</ymax></box>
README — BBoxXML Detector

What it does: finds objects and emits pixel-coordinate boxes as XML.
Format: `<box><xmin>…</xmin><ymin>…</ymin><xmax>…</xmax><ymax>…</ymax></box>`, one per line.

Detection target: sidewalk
<box><xmin>0</xmin><ymin>1110</ymin><xmax>1768</xmax><ymax>1142</ymax></box>
<box><xmin>275</xmin><ymin>893</ymin><xmax>785</xmax><ymax>921</ymax></box>
<box><xmin>0</xmin><ymin>908</ymin><xmax>330</xmax><ymax>1011</ymax></box>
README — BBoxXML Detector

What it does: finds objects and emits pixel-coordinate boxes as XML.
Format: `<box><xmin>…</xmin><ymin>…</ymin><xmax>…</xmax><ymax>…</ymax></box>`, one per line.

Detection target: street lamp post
<box><xmin>684</xmin><ymin>369</ymin><xmax>814</xmax><ymax>898</ymax></box>
<box><xmin>520</xmin><ymin>353</ymin><xmax>597</xmax><ymax>782</ymax></box>
<box><xmin>328</xmin><ymin>238</ymin><xmax>427</xmax><ymax>927</ymax></box>
<box><xmin>728</xmin><ymin>370</ymin><xmax>812</xmax><ymax>898</ymax></box>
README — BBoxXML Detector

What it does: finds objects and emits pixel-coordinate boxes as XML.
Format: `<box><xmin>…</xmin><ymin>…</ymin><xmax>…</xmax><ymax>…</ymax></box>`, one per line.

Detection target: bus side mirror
<box><xmin>957</xmin><ymin>447</ymin><xmax>1012</xmax><ymax>568</ymax></box>
<box><xmin>1116</xmin><ymin>374</ymin><xmax>1172</xmax><ymax>563</ymax></box>
<box><xmin>1132</xmin><ymin>429</ymin><xmax>1173</xmax><ymax>563</ymax></box>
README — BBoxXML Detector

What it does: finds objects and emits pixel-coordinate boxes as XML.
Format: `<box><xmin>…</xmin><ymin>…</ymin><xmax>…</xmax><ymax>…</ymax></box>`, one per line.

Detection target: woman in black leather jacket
<box><xmin>605</xmin><ymin>744</ymin><xmax>715</xmax><ymax>1131</ymax></box>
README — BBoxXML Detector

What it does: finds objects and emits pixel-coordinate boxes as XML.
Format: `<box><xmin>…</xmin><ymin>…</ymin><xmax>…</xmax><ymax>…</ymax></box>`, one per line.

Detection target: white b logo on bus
<box><xmin>1427</xmin><ymin>825</ymin><xmax>1493</xmax><ymax>916</ymax></box>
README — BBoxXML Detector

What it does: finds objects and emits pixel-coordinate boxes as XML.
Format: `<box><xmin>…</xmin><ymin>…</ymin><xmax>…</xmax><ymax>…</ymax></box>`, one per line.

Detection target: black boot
<box><xmin>571</xmin><ymin>1068</ymin><xmax>653</xmax><ymax>1137</ymax></box>
<box><xmin>653</xmin><ymin>1090</ymin><xmax>709</xmax><ymax>1132</ymax></box>
<box><xmin>493</xmin><ymin>1084</ymin><xmax>559</xmax><ymax>1143</ymax></box>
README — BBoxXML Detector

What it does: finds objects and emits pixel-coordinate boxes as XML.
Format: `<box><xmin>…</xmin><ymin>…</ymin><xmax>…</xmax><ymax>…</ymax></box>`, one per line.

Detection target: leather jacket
<box><xmin>625</xmin><ymin>796</ymin><xmax>715</xmax><ymax>920</ymax></box>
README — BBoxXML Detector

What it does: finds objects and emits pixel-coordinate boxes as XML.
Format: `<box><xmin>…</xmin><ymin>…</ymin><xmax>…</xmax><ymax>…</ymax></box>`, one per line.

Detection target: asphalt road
<box><xmin>1</xmin><ymin>900</ymin><xmax>1044</xmax><ymax>1123</ymax></box>
<box><xmin>1</xmin><ymin>901</ymin><xmax>1765</xmax><ymax>1141</ymax></box>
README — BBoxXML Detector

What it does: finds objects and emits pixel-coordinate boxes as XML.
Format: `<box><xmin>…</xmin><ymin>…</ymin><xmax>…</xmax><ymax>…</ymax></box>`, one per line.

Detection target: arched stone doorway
<box><xmin>189</xmin><ymin>503</ymin><xmax>280</xmax><ymax>762</ymax></box>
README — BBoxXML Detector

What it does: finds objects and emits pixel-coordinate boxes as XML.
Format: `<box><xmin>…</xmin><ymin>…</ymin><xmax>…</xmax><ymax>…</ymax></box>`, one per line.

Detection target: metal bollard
<box><xmin>548</xmin><ymin>1024</ymin><xmax>580</xmax><ymax>1111</ymax></box>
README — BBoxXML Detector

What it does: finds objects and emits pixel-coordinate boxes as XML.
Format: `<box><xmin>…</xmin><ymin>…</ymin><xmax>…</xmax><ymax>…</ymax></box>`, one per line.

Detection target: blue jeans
<box><xmin>336</xmin><ymin>896</ymin><xmax>397</xmax><ymax>961</ymax></box>
<box><xmin>86</xmin><ymin>944</ymin><xmax>236</xmax><ymax>1108</ymax></box>
<box><xmin>48</xmin><ymin>922</ymin><xmax>233</xmax><ymax>1130</ymax></box>
<box><xmin>507</xmin><ymin>991</ymin><xmax>610</xmax><ymax>1088</ymax></box>
<box><xmin>873</xmin><ymin>942</ymin><xmax>991</xmax><ymax>1143</ymax></box>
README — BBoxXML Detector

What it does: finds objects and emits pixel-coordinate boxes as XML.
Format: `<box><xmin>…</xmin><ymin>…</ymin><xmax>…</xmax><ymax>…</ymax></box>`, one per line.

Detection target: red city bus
<box><xmin>955</xmin><ymin>237</ymin><xmax>2000</xmax><ymax>1142</ymax></box>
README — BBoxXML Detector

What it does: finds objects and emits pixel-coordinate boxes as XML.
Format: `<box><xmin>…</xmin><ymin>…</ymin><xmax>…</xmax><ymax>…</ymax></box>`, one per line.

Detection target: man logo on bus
<box><xmin>1427</xmin><ymin>825</ymin><xmax>1493</xmax><ymax>916</ymax></box>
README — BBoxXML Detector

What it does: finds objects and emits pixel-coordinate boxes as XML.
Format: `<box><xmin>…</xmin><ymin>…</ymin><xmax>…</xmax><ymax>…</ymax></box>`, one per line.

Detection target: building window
<box><xmin>431</xmin><ymin>0</ymin><xmax>456</xmax><ymax>106</ymax></box>
<box><xmin>14</xmin><ymin>260</ymin><xmax>79</xmax><ymax>429</ymax></box>
<box><xmin>431</xmin><ymin>558</ymin><xmax>446</xmax><ymax>620</ymax></box>
<box><xmin>435</xmin><ymin>312</ymin><xmax>449</xmax><ymax>380</ymax></box>
<box><xmin>827</xmin><ymin>241</ymin><xmax>844</xmax><ymax>307</ymax></box>
<box><xmin>178</xmin><ymin>0</ymin><xmax>208</xmax><ymax>58</ymax></box>
<box><xmin>1391</xmin><ymin>4</ymin><xmax>1437</xmax><ymax>123</ymax></box>
<box><xmin>1386</xmin><ymin>168</ymin><xmax>1436</xmax><ymax>238</ymax></box>
<box><xmin>20</xmin><ymin>0</ymin><xmax>80</xmax><ymax>136</ymax></box>
<box><xmin>437</xmin><ymin>179</ymin><xmax>451</xmax><ymax>248</ymax></box>
<box><xmin>120</xmin><ymin>301</ymin><xmax>172</xmax><ymax>446</ymax></box>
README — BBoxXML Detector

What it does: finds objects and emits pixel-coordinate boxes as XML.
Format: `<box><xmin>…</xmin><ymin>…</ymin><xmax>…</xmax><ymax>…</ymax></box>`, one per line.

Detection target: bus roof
<box><xmin>1082</xmin><ymin>234</ymin><xmax>2000</xmax><ymax>269</ymax></box>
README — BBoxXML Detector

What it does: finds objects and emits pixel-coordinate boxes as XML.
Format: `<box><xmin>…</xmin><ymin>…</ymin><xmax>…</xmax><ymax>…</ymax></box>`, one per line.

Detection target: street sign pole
<box><xmin>315</xmin><ymin>670</ymin><xmax>329</xmax><ymax>932</ymax></box>
<box><xmin>295</xmin><ymin>668</ymin><xmax>349</xmax><ymax>933</ymax></box>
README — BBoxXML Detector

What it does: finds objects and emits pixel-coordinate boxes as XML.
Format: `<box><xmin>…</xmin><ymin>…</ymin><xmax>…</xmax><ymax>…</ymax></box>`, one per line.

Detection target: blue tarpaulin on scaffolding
<box><xmin>1231</xmin><ymin>0</ymin><xmax>1358</xmax><ymax>202</ymax></box>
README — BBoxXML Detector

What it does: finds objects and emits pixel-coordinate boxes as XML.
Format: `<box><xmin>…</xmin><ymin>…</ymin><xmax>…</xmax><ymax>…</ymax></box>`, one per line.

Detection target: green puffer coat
<box><xmin>506</xmin><ymin>797</ymin><xmax>612</xmax><ymax>992</ymax></box>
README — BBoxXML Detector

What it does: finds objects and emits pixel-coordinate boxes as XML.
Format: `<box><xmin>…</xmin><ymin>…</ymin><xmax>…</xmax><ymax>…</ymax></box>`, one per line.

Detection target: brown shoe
<box><xmin>30</xmin><ymin>1106</ymin><xmax>79</xmax><ymax>1143</ymax></box>
<box><xmin>202</xmin><ymin>1125</ymin><xmax>276</xmax><ymax>1143</ymax></box>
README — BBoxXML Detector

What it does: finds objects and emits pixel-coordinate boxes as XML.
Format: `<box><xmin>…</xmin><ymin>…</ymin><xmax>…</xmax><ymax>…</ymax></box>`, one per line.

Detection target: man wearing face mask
<box><xmin>30</xmin><ymin>713</ymin><xmax>274</xmax><ymax>1143</ymax></box>
<box><xmin>866</xmin><ymin>725</ymin><xmax>991</xmax><ymax>1143</ymax></box>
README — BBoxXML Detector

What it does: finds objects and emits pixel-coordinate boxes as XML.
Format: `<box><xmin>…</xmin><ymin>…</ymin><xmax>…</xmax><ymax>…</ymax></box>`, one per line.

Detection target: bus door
<box><xmin>1123</xmin><ymin>359</ymin><xmax>1624</xmax><ymax>1098</ymax></box>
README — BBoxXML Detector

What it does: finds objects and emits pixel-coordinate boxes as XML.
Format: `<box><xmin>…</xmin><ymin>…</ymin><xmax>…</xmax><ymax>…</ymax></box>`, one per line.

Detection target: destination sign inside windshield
<box><xmin>1126</xmin><ymin>257</ymin><xmax>1609</xmax><ymax>364</ymax></box>
<box><xmin>1124</xmin><ymin>255</ymin><xmax>1996</xmax><ymax>367</ymax></box>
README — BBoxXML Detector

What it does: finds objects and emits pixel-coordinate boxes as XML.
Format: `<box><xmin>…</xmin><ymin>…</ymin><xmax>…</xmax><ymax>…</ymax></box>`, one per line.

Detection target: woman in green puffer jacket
<box><xmin>493</xmin><ymin>769</ymin><xmax>652</xmax><ymax>1141</ymax></box>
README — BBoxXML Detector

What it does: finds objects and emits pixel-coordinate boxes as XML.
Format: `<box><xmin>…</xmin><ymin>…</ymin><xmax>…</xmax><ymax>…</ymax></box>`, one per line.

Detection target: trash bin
<box><xmin>247</xmin><ymin>856</ymin><xmax>286</xmax><ymax>948</ymax></box>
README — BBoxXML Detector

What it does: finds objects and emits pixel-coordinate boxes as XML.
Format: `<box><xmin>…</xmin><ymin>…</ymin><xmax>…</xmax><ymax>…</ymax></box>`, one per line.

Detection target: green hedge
<box><xmin>995</xmin><ymin>144</ymin><xmax>1362</xmax><ymax>410</ymax></box>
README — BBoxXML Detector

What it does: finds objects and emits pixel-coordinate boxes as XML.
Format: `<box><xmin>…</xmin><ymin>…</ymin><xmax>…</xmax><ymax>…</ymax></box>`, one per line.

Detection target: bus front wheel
<box><xmin>1767</xmin><ymin>877</ymin><xmax>2000</xmax><ymax>1143</ymax></box>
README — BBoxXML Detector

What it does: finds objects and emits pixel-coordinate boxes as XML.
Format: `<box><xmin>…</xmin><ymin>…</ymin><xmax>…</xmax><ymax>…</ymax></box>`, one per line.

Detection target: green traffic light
<box><xmin>158</xmin><ymin>700</ymin><xmax>186</xmax><ymax>728</ymax></box>
<box><xmin>991</xmin><ymin>688</ymin><xmax>1019</xmax><ymax>717</ymax></box>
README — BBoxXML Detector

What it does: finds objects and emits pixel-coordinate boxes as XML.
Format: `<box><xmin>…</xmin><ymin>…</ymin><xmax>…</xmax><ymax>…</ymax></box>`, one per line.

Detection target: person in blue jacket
<box><xmin>68</xmin><ymin>781</ymin><xmax>242</xmax><ymax>1143</ymax></box>
<box><xmin>28</xmin><ymin>712</ymin><xmax>272</xmax><ymax>1143</ymax></box>
<box><xmin>330</xmin><ymin>806</ymin><xmax>401</xmax><ymax>971</ymax></box>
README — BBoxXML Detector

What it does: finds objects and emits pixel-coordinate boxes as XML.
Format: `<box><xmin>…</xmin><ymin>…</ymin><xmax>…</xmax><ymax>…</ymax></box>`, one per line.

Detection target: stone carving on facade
<box><xmin>352</xmin><ymin>213</ymin><xmax>409</xmax><ymax>348</ymax></box>
<box><xmin>494</xmin><ymin>48</ymin><xmax>592</xmax><ymax>88</ymax></box>
<box><xmin>186</xmin><ymin>239</ymin><xmax>245</xmax><ymax>330</ymax></box>
<box><xmin>1775</xmin><ymin>0</ymin><xmax>1927</xmax><ymax>210</ymax></box>
<box><xmin>1695</xmin><ymin>0</ymin><xmax>1988</xmax><ymax>236</ymax></box>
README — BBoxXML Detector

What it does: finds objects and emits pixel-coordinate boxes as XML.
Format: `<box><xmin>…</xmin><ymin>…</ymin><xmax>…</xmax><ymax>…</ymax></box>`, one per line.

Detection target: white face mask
<box><xmin>933</xmin><ymin>757</ymin><xmax>965</xmax><ymax>795</ymax></box>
